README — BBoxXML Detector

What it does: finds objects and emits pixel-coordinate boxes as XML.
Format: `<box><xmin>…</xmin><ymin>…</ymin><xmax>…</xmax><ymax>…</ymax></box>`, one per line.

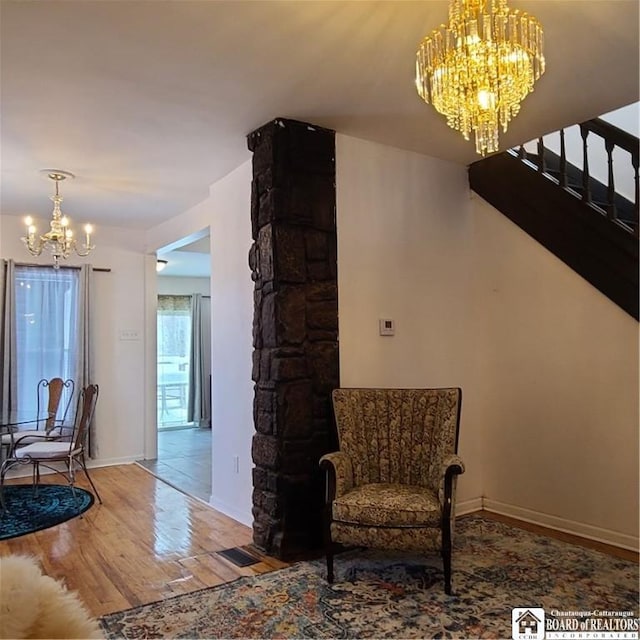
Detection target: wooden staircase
<box><xmin>469</xmin><ymin>118</ymin><xmax>639</xmax><ymax>320</ymax></box>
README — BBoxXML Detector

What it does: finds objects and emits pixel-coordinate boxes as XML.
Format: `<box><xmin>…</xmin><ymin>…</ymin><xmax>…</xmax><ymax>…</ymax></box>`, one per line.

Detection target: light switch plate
<box><xmin>119</xmin><ymin>329</ymin><xmax>140</xmax><ymax>341</ymax></box>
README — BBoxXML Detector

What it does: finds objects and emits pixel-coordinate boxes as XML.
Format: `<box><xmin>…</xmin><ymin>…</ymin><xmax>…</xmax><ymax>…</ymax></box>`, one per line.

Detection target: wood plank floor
<box><xmin>1</xmin><ymin>464</ymin><xmax>636</xmax><ymax>620</ymax></box>
<box><xmin>0</xmin><ymin>463</ymin><xmax>287</xmax><ymax>617</ymax></box>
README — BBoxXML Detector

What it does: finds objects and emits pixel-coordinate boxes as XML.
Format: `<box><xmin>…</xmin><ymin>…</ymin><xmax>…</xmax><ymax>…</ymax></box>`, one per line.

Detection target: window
<box><xmin>14</xmin><ymin>266</ymin><xmax>78</xmax><ymax>418</ymax></box>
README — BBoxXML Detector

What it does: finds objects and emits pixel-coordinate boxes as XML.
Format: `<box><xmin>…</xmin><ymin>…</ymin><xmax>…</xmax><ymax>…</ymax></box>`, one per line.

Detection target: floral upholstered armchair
<box><xmin>319</xmin><ymin>387</ymin><xmax>464</xmax><ymax>594</ymax></box>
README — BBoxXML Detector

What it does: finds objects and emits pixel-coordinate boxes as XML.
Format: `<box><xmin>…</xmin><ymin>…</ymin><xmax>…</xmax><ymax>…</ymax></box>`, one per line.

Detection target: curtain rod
<box><xmin>13</xmin><ymin>262</ymin><xmax>111</xmax><ymax>273</ymax></box>
<box><xmin>159</xmin><ymin>293</ymin><xmax>211</xmax><ymax>298</ymax></box>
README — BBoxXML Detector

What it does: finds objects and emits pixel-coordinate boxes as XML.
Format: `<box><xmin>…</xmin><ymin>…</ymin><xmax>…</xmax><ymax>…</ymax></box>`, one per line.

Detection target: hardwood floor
<box><xmin>0</xmin><ymin>464</ymin><xmax>287</xmax><ymax>617</ymax></box>
<box><xmin>1</xmin><ymin>464</ymin><xmax>636</xmax><ymax>621</ymax></box>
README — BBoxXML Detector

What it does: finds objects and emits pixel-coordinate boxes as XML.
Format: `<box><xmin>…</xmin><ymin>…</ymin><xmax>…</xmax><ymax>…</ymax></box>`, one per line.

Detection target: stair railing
<box><xmin>515</xmin><ymin>118</ymin><xmax>639</xmax><ymax>238</ymax></box>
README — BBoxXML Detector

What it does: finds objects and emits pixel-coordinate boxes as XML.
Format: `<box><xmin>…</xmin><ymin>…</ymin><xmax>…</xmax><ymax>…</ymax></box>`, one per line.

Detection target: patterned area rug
<box><xmin>99</xmin><ymin>515</ymin><xmax>638</xmax><ymax>639</ymax></box>
<box><xmin>0</xmin><ymin>484</ymin><xmax>94</xmax><ymax>540</ymax></box>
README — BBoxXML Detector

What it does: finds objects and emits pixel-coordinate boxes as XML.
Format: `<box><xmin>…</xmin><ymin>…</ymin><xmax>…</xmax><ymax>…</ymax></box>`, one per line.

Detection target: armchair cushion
<box><xmin>333</xmin><ymin>483</ymin><xmax>441</xmax><ymax>527</ymax></box>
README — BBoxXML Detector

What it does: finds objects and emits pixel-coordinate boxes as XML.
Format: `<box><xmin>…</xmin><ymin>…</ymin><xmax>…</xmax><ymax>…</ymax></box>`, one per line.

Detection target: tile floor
<box><xmin>137</xmin><ymin>427</ymin><xmax>212</xmax><ymax>502</ymax></box>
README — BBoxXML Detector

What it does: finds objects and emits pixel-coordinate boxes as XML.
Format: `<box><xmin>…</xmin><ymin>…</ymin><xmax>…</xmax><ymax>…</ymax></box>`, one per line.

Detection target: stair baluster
<box><xmin>633</xmin><ymin>152</ymin><xmax>639</xmax><ymax>239</ymax></box>
<box><xmin>605</xmin><ymin>138</ymin><xmax>616</xmax><ymax>222</ymax></box>
<box><xmin>580</xmin><ymin>124</ymin><xmax>592</xmax><ymax>204</ymax></box>
<box><xmin>559</xmin><ymin>129</ymin><xmax>567</xmax><ymax>188</ymax></box>
<box><xmin>537</xmin><ymin>137</ymin><xmax>546</xmax><ymax>173</ymax></box>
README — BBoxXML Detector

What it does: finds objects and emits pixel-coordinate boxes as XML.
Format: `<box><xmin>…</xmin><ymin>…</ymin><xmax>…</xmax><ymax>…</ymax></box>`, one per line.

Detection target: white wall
<box><xmin>157</xmin><ymin>276</ymin><xmax>210</xmax><ymax>296</ymax></box>
<box><xmin>146</xmin><ymin>160</ymin><xmax>254</xmax><ymax>526</ymax></box>
<box><xmin>336</xmin><ymin>135</ymin><xmax>483</xmax><ymax>508</ymax></box>
<box><xmin>0</xmin><ymin>215</ymin><xmax>150</xmax><ymax>466</ymax></box>
<box><xmin>471</xmin><ymin>193</ymin><xmax>639</xmax><ymax>548</ymax></box>
<box><xmin>336</xmin><ymin>134</ymin><xmax>638</xmax><ymax>549</ymax></box>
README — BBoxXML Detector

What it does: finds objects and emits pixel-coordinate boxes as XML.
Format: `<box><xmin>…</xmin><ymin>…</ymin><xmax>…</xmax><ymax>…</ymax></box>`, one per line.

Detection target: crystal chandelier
<box><xmin>22</xmin><ymin>171</ymin><xmax>95</xmax><ymax>269</ymax></box>
<box><xmin>415</xmin><ymin>0</ymin><xmax>545</xmax><ymax>156</ymax></box>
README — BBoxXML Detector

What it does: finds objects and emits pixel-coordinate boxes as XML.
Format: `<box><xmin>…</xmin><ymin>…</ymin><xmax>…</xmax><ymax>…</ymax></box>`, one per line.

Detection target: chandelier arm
<box><xmin>73</xmin><ymin>245</ymin><xmax>95</xmax><ymax>258</ymax></box>
<box><xmin>23</xmin><ymin>238</ymin><xmax>45</xmax><ymax>257</ymax></box>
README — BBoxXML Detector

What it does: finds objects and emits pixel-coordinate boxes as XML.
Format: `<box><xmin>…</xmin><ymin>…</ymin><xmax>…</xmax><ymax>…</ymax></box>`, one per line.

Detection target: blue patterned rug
<box><xmin>99</xmin><ymin>515</ymin><xmax>638</xmax><ymax>639</ymax></box>
<box><xmin>0</xmin><ymin>484</ymin><xmax>94</xmax><ymax>540</ymax></box>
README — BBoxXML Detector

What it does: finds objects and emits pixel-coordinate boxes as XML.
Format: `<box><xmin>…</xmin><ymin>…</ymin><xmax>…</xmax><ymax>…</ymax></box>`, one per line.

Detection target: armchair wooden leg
<box><xmin>326</xmin><ymin>546</ymin><xmax>334</xmax><ymax>584</ymax></box>
<box><xmin>442</xmin><ymin>519</ymin><xmax>453</xmax><ymax>595</ymax></box>
<box><xmin>323</xmin><ymin>505</ymin><xmax>334</xmax><ymax>583</ymax></box>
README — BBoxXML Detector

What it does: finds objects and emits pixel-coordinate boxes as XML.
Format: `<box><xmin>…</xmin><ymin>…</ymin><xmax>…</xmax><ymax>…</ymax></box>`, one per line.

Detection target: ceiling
<box><xmin>1</xmin><ymin>1</ymin><xmax>638</xmax><ymax>231</ymax></box>
<box><xmin>158</xmin><ymin>237</ymin><xmax>210</xmax><ymax>278</ymax></box>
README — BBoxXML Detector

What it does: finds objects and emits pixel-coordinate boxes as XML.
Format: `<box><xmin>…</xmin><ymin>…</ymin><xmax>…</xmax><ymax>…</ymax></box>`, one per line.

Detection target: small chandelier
<box><xmin>415</xmin><ymin>0</ymin><xmax>545</xmax><ymax>156</ymax></box>
<box><xmin>22</xmin><ymin>170</ymin><xmax>95</xmax><ymax>269</ymax></box>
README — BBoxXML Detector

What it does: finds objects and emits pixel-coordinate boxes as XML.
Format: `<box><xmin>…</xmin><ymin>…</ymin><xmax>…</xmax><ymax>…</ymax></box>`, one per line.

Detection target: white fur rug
<box><xmin>0</xmin><ymin>555</ymin><xmax>103</xmax><ymax>639</ymax></box>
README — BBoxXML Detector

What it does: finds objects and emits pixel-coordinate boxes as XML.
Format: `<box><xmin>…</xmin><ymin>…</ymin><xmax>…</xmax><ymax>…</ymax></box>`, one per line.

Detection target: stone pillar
<box><xmin>247</xmin><ymin>118</ymin><xmax>339</xmax><ymax>559</ymax></box>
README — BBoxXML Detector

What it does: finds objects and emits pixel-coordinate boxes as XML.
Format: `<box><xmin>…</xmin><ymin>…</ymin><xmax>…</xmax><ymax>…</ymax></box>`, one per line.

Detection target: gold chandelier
<box><xmin>22</xmin><ymin>171</ymin><xmax>95</xmax><ymax>269</ymax></box>
<box><xmin>415</xmin><ymin>0</ymin><xmax>545</xmax><ymax>156</ymax></box>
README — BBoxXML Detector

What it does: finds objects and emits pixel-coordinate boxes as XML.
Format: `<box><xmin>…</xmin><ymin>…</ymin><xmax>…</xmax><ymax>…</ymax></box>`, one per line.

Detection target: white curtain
<box><xmin>187</xmin><ymin>294</ymin><xmax>211</xmax><ymax>427</ymax></box>
<box><xmin>13</xmin><ymin>265</ymin><xmax>79</xmax><ymax>421</ymax></box>
<box><xmin>1</xmin><ymin>265</ymin><xmax>93</xmax><ymax>448</ymax></box>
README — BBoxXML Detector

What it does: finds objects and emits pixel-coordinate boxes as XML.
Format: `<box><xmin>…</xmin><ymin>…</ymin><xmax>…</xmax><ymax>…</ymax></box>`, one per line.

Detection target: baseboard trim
<box><xmin>483</xmin><ymin>498</ymin><xmax>639</xmax><ymax>552</ymax></box>
<box><xmin>456</xmin><ymin>496</ymin><xmax>483</xmax><ymax>516</ymax></box>
<box><xmin>88</xmin><ymin>456</ymin><xmax>142</xmax><ymax>468</ymax></box>
<box><xmin>209</xmin><ymin>496</ymin><xmax>252</xmax><ymax>528</ymax></box>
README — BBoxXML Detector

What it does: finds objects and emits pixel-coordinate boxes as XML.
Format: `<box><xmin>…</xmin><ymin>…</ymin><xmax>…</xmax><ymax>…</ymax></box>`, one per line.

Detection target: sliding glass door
<box><xmin>157</xmin><ymin>295</ymin><xmax>192</xmax><ymax>430</ymax></box>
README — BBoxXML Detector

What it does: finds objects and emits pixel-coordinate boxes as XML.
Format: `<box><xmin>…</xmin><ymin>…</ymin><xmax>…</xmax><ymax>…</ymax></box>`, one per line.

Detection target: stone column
<box><xmin>247</xmin><ymin>118</ymin><xmax>339</xmax><ymax>559</ymax></box>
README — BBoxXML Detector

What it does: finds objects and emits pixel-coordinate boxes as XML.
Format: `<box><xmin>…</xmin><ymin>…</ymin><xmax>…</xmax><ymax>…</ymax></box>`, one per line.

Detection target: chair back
<box><xmin>37</xmin><ymin>378</ymin><xmax>75</xmax><ymax>432</ymax></box>
<box><xmin>331</xmin><ymin>387</ymin><xmax>462</xmax><ymax>490</ymax></box>
<box><xmin>58</xmin><ymin>379</ymin><xmax>75</xmax><ymax>424</ymax></box>
<box><xmin>70</xmin><ymin>384</ymin><xmax>99</xmax><ymax>451</ymax></box>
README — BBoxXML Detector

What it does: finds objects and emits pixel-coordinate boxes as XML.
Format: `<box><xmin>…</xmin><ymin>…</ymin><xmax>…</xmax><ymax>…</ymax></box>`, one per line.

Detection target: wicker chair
<box><xmin>320</xmin><ymin>387</ymin><xmax>464</xmax><ymax>594</ymax></box>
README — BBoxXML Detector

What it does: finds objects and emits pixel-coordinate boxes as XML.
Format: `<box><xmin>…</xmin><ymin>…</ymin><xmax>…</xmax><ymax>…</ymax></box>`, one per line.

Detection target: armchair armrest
<box><xmin>439</xmin><ymin>454</ymin><xmax>465</xmax><ymax>515</ymax></box>
<box><xmin>441</xmin><ymin>454</ymin><xmax>465</xmax><ymax>478</ymax></box>
<box><xmin>319</xmin><ymin>451</ymin><xmax>354</xmax><ymax>502</ymax></box>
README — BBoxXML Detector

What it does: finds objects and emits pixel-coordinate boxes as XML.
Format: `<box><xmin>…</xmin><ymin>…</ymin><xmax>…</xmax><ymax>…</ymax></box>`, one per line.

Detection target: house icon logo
<box><xmin>512</xmin><ymin>608</ymin><xmax>545</xmax><ymax>640</ymax></box>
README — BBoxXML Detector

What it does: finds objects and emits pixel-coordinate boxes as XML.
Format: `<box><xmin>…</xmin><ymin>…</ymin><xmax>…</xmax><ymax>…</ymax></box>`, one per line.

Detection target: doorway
<box><xmin>157</xmin><ymin>294</ymin><xmax>192</xmax><ymax>430</ymax></box>
<box><xmin>139</xmin><ymin>233</ymin><xmax>213</xmax><ymax>502</ymax></box>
